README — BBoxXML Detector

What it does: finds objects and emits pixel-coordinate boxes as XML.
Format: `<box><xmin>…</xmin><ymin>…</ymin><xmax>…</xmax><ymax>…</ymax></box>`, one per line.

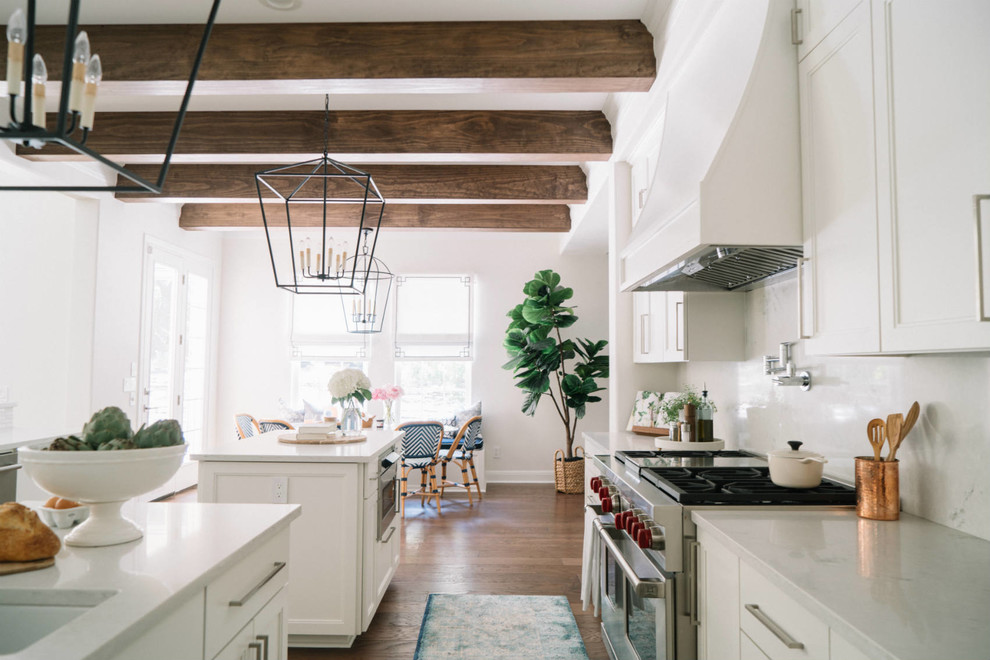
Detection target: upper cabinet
<box><xmin>795</xmin><ymin>0</ymin><xmax>864</xmax><ymax>60</ymax></box>
<box><xmin>632</xmin><ymin>291</ymin><xmax>745</xmax><ymax>363</ymax></box>
<box><xmin>798</xmin><ymin>0</ymin><xmax>990</xmax><ymax>354</ymax></box>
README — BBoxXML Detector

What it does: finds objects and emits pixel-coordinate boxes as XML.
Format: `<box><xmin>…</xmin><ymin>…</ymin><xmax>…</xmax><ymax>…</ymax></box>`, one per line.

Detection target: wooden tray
<box><xmin>278</xmin><ymin>433</ymin><xmax>367</xmax><ymax>445</ymax></box>
<box><xmin>0</xmin><ymin>556</ymin><xmax>55</xmax><ymax>576</ymax></box>
<box><xmin>632</xmin><ymin>426</ymin><xmax>670</xmax><ymax>437</ymax></box>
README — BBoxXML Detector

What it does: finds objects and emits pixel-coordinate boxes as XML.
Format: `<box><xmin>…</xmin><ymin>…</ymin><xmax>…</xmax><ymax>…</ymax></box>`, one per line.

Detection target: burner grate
<box><xmin>641</xmin><ymin>465</ymin><xmax>856</xmax><ymax>505</ymax></box>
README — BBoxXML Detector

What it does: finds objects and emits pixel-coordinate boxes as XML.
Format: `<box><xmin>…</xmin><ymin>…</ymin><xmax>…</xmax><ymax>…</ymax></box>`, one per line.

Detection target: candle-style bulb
<box><xmin>6</xmin><ymin>9</ymin><xmax>26</xmax><ymax>43</ymax></box>
<box><xmin>79</xmin><ymin>55</ymin><xmax>101</xmax><ymax>129</ymax></box>
<box><xmin>69</xmin><ymin>31</ymin><xmax>90</xmax><ymax>112</ymax></box>
<box><xmin>30</xmin><ymin>54</ymin><xmax>46</xmax><ymax>127</ymax></box>
<box><xmin>6</xmin><ymin>8</ymin><xmax>26</xmax><ymax>97</ymax></box>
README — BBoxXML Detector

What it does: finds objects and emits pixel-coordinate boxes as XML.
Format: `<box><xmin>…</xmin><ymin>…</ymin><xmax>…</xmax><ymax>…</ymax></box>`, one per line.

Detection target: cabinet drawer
<box><xmin>741</xmin><ymin>630</ymin><xmax>772</xmax><ymax>660</ymax></box>
<box><xmin>739</xmin><ymin>563</ymin><xmax>828</xmax><ymax>660</ymax></box>
<box><xmin>205</xmin><ymin>530</ymin><xmax>290</xmax><ymax>658</ymax></box>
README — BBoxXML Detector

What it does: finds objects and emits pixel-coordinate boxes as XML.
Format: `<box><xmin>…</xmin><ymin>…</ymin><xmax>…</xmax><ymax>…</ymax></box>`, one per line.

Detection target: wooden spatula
<box><xmin>867</xmin><ymin>418</ymin><xmax>885</xmax><ymax>462</ymax></box>
<box><xmin>885</xmin><ymin>413</ymin><xmax>903</xmax><ymax>462</ymax></box>
<box><xmin>888</xmin><ymin>401</ymin><xmax>920</xmax><ymax>462</ymax></box>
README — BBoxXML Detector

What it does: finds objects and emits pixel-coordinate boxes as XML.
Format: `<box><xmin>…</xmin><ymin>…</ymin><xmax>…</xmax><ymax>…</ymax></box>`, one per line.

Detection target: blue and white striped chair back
<box><xmin>398</xmin><ymin>421</ymin><xmax>444</xmax><ymax>459</ymax></box>
<box><xmin>235</xmin><ymin>414</ymin><xmax>260</xmax><ymax>439</ymax></box>
<box><xmin>459</xmin><ymin>416</ymin><xmax>483</xmax><ymax>451</ymax></box>
<box><xmin>259</xmin><ymin>419</ymin><xmax>294</xmax><ymax>433</ymax></box>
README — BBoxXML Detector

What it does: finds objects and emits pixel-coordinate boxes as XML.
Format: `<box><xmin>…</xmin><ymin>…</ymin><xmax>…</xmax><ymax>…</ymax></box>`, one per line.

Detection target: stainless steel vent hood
<box><xmin>620</xmin><ymin>0</ymin><xmax>804</xmax><ymax>293</ymax></box>
<box><xmin>633</xmin><ymin>246</ymin><xmax>804</xmax><ymax>292</ymax></box>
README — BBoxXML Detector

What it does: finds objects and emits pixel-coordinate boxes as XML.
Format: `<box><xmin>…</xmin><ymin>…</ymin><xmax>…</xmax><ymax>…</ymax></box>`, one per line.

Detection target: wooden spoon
<box><xmin>885</xmin><ymin>413</ymin><xmax>903</xmax><ymax>462</ymax></box>
<box><xmin>888</xmin><ymin>401</ymin><xmax>920</xmax><ymax>462</ymax></box>
<box><xmin>867</xmin><ymin>418</ymin><xmax>886</xmax><ymax>462</ymax></box>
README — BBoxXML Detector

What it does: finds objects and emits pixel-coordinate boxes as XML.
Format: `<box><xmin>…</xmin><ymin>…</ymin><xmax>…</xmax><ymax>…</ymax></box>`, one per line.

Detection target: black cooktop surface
<box><xmin>641</xmin><ymin>466</ymin><xmax>856</xmax><ymax>505</ymax></box>
<box><xmin>615</xmin><ymin>449</ymin><xmax>768</xmax><ymax>470</ymax></box>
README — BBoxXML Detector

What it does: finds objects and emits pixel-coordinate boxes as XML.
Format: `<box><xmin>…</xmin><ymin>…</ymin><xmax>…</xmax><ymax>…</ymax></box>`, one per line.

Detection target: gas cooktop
<box><xmin>615</xmin><ymin>449</ymin><xmax>768</xmax><ymax>470</ymax></box>
<box><xmin>642</xmin><ymin>466</ymin><xmax>856</xmax><ymax>505</ymax></box>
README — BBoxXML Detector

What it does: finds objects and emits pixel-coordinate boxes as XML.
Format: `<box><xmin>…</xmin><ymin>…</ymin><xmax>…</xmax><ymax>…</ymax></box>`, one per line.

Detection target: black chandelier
<box><xmin>1</xmin><ymin>0</ymin><xmax>220</xmax><ymax>192</ymax></box>
<box><xmin>255</xmin><ymin>95</ymin><xmax>387</xmax><ymax>298</ymax></box>
<box><xmin>341</xmin><ymin>229</ymin><xmax>394</xmax><ymax>334</ymax></box>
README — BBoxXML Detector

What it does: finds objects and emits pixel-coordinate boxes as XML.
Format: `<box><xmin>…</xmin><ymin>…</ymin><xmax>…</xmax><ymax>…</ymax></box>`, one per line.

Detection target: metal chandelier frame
<box><xmin>0</xmin><ymin>0</ymin><xmax>221</xmax><ymax>193</ymax></box>
<box><xmin>255</xmin><ymin>95</ymin><xmax>387</xmax><ymax>297</ymax></box>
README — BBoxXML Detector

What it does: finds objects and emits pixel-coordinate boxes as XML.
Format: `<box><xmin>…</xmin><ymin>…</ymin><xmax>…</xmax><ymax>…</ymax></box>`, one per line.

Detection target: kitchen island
<box><xmin>0</xmin><ymin>502</ymin><xmax>300</xmax><ymax>660</ymax></box>
<box><xmin>192</xmin><ymin>429</ymin><xmax>403</xmax><ymax>648</ymax></box>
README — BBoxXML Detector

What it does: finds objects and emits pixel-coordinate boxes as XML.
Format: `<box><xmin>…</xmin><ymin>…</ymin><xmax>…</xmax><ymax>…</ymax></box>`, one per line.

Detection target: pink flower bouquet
<box><xmin>372</xmin><ymin>385</ymin><xmax>403</xmax><ymax>427</ymax></box>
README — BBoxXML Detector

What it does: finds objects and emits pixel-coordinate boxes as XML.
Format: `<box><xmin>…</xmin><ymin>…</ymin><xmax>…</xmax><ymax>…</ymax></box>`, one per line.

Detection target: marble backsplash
<box><xmin>679</xmin><ymin>278</ymin><xmax>990</xmax><ymax>541</ymax></box>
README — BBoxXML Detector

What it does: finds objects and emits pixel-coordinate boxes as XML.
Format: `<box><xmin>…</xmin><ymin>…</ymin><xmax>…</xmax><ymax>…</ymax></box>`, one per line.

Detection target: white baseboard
<box><xmin>487</xmin><ymin>469</ymin><xmax>554</xmax><ymax>483</ymax></box>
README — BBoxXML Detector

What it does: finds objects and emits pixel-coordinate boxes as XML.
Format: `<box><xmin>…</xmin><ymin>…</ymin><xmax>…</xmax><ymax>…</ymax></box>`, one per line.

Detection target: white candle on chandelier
<box><xmin>68</xmin><ymin>31</ymin><xmax>89</xmax><ymax>112</ymax></box>
<box><xmin>5</xmin><ymin>9</ymin><xmax>26</xmax><ymax>98</ymax></box>
<box><xmin>30</xmin><ymin>54</ymin><xmax>45</xmax><ymax>128</ymax></box>
<box><xmin>79</xmin><ymin>54</ymin><xmax>101</xmax><ymax>130</ymax></box>
<box><xmin>305</xmin><ymin>246</ymin><xmax>311</xmax><ymax>270</ymax></box>
<box><xmin>299</xmin><ymin>250</ymin><xmax>305</xmax><ymax>272</ymax></box>
<box><xmin>327</xmin><ymin>246</ymin><xmax>333</xmax><ymax>272</ymax></box>
<box><xmin>316</xmin><ymin>253</ymin><xmax>321</xmax><ymax>273</ymax></box>
<box><xmin>352</xmin><ymin>298</ymin><xmax>358</xmax><ymax>316</ymax></box>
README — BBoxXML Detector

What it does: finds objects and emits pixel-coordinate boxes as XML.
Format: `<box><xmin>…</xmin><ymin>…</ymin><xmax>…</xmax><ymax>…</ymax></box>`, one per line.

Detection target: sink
<box><xmin>0</xmin><ymin>588</ymin><xmax>117</xmax><ymax>655</ymax></box>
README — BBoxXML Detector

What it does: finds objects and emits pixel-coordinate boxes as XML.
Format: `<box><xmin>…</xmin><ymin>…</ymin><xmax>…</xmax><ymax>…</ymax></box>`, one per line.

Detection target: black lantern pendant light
<box><xmin>255</xmin><ymin>95</ymin><xmax>387</xmax><ymax>298</ymax></box>
<box><xmin>1</xmin><ymin>0</ymin><xmax>220</xmax><ymax>193</ymax></box>
<box><xmin>341</xmin><ymin>228</ymin><xmax>393</xmax><ymax>334</ymax></box>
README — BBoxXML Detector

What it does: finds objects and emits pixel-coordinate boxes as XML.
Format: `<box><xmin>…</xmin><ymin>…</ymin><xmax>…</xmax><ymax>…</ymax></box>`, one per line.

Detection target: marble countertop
<box><xmin>191</xmin><ymin>429</ymin><xmax>403</xmax><ymax>463</ymax></box>
<box><xmin>0</xmin><ymin>426</ymin><xmax>79</xmax><ymax>453</ymax></box>
<box><xmin>0</xmin><ymin>502</ymin><xmax>301</xmax><ymax>660</ymax></box>
<box><xmin>692</xmin><ymin>509</ymin><xmax>990</xmax><ymax>660</ymax></box>
<box><xmin>583</xmin><ymin>430</ymin><xmax>686</xmax><ymax>455</ymax></box>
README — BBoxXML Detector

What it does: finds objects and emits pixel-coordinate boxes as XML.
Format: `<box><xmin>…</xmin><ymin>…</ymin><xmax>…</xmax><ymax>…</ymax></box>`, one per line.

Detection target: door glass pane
<box><xmin>628</xmin><ymin>590</ymin><xmax>658</xmax><ymax>660</ymax></box>
<box><xmin>146</xmin><ymin>262</ymin><xmax>180</xmax><ymax>424</ymax></box>
<box><xmin>181</xmin><ymin>272</ymin><xmax>210</xmax><ymax>454</ymax></box>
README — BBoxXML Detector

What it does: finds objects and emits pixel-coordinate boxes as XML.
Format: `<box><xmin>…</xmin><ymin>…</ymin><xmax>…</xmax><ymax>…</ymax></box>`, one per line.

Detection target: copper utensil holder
<box><xmin>855</xmin><ymin>457</ymin><xmax>899</xmax><ymax>520</ymax></box>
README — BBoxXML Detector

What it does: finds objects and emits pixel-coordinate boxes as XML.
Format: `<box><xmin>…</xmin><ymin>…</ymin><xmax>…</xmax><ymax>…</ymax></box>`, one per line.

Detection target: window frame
<box><xmin>392</xmin><ymin>274</ymin><xmax>474</xmax><ymax>360</ymax></box>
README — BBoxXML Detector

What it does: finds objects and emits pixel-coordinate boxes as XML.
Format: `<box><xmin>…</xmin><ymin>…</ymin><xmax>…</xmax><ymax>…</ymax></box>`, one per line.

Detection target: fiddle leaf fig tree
<box><xmin>503</xmin><ymin>270</ymin><xmax>609</xmax><ymax>458</ymax></box>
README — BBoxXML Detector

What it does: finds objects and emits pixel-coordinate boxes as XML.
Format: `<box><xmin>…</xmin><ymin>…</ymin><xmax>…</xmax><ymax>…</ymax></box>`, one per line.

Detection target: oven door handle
<box><xmin>594</xmin><ymin>518</ymin><xmax>666</xmax><ymax>599</ymax></box>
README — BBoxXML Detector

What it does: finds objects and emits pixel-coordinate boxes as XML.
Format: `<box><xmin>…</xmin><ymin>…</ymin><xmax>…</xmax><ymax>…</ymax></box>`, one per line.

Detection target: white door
<box><xmin>798</xmin><ymin>2</ymin><xmax>881</xmax><ymax>355</ymax></box>
<box><xmin>874</xmin><ymin>0</ymin><xmax>990</xmax><ymax>352</ymax></box>
<box><xmin>139</xmin><ymin>239</ymin><xmax>215</xmax><ymax>483</ymax></box>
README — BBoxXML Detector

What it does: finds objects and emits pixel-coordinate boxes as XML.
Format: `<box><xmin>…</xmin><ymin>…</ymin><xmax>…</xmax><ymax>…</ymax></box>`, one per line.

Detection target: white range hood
<box><xmin>621</xmin><ymin>0</ymin><xmax>803</xmax><ymax>292</ymax></box>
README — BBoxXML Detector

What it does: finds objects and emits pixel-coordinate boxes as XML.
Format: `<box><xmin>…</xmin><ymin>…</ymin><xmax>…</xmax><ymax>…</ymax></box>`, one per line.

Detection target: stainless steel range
<box><xmin>589</xmin><ymin>449</ymin><xmax>855</xmax><ymax>660</ymax></box>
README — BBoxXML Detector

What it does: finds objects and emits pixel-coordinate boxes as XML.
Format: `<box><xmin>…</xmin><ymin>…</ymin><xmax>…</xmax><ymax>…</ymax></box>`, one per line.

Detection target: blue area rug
<box><xmin>414</xmin><ymin>594</ymin><xmax>590</xmax><ymax>660</ymax></box>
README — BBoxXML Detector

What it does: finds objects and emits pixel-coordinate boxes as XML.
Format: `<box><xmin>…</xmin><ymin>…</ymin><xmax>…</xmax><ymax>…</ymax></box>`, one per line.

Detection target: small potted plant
<box><xmin>659</xmin><ymin>388</ymin><xmax>707</xmax><ymax>441</ymax></box>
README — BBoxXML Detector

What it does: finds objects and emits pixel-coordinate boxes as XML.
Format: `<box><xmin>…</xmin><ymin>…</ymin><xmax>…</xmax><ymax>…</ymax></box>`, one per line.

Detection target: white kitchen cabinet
<box><xmin>628</xmin><ymin>116</ymin><xmax>665</xmax><ymax>228</ymax></box>
<box><xmin>798</xmin><ymin>1</ymin><xmax>882</xmax><ymax>355</ymax></box>
<box><xmin>740</xmin><ymin>561</ymin><xmax>828</xmax><ymax>660</ymax></box>
<box><xmin>873</xmin><ymin>0</ymin><xmax>990</xmax><ymax>352</ymax></box>
<box><xmin>109</xmin><ymin>592</ymin><xmax>205</xmax><ymax>660</ymax></box>
<box><xmin>212</xmin><ymin>589</ymin><xmax>286</xmax><ymax>660</ymax></box>
<box><xmin>795</xmin><ymin>0</ymin><xmax>864</xmax><ymax>60</ymax></box>
<box><xmin>695</xmin><ymin>532</ymin><xmax>740</xmax><ymax>660</ymax></box>
<box><xmin>740</xmin><ymin>632</ymin><xmax>771</xmax><ymax>660</ymax></box>
<box><xmin>361</xmin><ymin>493</ymin><xmax>400</xmax><ymax>632</ymax></box>
<box><xmin>632</xmin><ymin>291</ymin><xmax>745</xmax><ymax>363</ymax></box>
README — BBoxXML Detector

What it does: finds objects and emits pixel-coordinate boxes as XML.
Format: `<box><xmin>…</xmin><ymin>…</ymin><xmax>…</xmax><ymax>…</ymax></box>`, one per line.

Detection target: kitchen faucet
<box><xmin>763</xmin><ymin>341</ymin><xmax>811</xmax><ymax>390</ymax></box>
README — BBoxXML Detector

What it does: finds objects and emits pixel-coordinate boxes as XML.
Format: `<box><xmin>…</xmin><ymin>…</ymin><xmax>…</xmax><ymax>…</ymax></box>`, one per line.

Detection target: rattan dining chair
<box><xmin>259</xmin><ymin>419</ymin><xmax>295</xmax><ymax>433</ymax></box>
<box><xmin>396</xmin><ymin>421</ymin><xmax>445</xmax><ymax>516</ymax></box>
<box><xmin>439</xmin><ymin>415</ymin><xmax>483</xmax><ymax>504</ymax></box>
<box><xmin>234</xmin><ymin>413</ymin><xmax>261</xmax><ymax>439</ymax></box>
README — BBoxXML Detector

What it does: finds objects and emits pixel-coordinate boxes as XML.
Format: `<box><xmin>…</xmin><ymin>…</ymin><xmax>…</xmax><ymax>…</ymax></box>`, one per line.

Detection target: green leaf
<box><xmin>535</xmin><ymin>270</ymin><xmax>561</xmax><ymax>290</ymax></box>
<box><xmin>522</xmin><ymin>391</ymin><xmax>542</xmax><ymax>416</ymax></box>
<box><xmin>523</xmin><ymin>278</ymin><xmax>545</xmax><ymax>297</ymax></box>
<box><xmin>554</xmin><ymin>313</ymin><xmax>578</xmax><ymax>328</ymax></box>
<box><xmin>548</xmin><ymin>287</ymin><xmax>574</xmax><ymax>306</ymax></box>
<box><xmin>521</xmin><ymin>298</ymin><xmax>552</xmax><ymax>325</ymax></box>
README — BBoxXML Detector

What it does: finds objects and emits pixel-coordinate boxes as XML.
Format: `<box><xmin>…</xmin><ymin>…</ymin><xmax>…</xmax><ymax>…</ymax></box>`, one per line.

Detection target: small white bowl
<box><xmin>37</xmin><ymin>505</ymin><xmax>90</xmax><ymax>529</ymax></box>
<box><xmin>19</xmin><ymin>444</ymin><xmax>186</xmax><ymax>546</ymax></box>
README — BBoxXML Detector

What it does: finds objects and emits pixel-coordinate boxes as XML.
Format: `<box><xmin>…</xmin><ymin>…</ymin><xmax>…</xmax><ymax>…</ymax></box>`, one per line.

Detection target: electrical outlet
<box><xmin>493</xmin><ymin>447</ymin><xmax>501</xmax><ymax>459</ymax></box>
<box><xmin>272</xmin><ymin>477</ymin><xmax>288</xmax><ymax>504</ymax></box>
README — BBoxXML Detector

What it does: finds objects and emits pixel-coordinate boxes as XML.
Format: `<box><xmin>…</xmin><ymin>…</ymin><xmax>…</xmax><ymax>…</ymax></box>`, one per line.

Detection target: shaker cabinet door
<box><xmin>798</xmin><ymin>2</ymin><xmax>881</xmax><ymax>355</ymax></box>
<box><xmin>795</xmin><ymin>0</ymin><xmax>865</xmax><ymax>60</ymax></box>
<box><xmin>874</xmin><ymin>0</ymin><xmax>990</xmax><ymax>351</ymax></box>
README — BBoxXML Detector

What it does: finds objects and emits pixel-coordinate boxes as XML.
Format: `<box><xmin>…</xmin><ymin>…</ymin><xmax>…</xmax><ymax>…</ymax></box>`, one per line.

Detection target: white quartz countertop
<box><xmin>692</xmin><ymin>509</ymin><xmax>990</xmax><ymax>660</ymax></box>
<box><xmin>0</xmin><ymin>502</ymin><xmax>301</xmax><ymax>660</ymax></box>
<box><xmin>583</xmin><ymin>430</ymin><xmax>672</xmax><ymax>455</ymax></box>
<box><xmin>0</xmin><ymin>426</ymin><xmax>79</xmax><ymax>453</ymax></box>
<box><xmin>191</xmin><ymin>429</ymin><xmax>403</xmax><ymax>463</ymax></box>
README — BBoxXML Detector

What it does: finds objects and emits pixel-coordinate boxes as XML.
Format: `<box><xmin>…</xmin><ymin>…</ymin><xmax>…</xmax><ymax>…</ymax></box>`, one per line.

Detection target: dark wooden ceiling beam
<box><xmin>115</xmin><ymin>164</ymin><xmax>587</xmax><ymax>204</ymax></box>
<box><xmin>18</xmin><ymin>110</ymin><xmax>612</xmax><ymax>163</ymax></box>
<box><xmin>31</xmin><ymin>21</ymin><xmax>655</xmax><ymax>94</ymax></box>
<box><xmin>179</xmin><ymin>203</ymin><xmax>570</xmax><ymax>232</ymax></box>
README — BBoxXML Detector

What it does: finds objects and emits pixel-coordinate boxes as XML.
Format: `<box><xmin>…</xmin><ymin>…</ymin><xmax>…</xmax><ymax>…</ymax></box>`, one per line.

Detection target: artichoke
<box><xmin>49</xmin><ymin>435</ymin><xmax>92</xmax><ymax>451</ymax></box>
<box><xmin>134</xmin><ymin>419</ymin><xmax>184</xmax><ymax>448</ymax></box>
<box><xmin>98</xmin><ymin>437</ymin><xmax>137</xmax><ymax>451</ymax></box>
<box><xmin>81</xmin><ymin>406</ymin><xmax>133</xmax><ymax>450</ymax></box>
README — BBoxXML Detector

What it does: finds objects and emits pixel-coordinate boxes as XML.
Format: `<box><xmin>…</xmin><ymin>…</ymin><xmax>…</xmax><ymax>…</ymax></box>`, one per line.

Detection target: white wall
<box><xmin>215</xmin><ymin>230</ymin><xmax>610</xmax><ymax>482</ymax></box>
<box><xmin>674</xmin><ymin>278</ymin><xmax>990</xmax><ymax>541</ymax></box>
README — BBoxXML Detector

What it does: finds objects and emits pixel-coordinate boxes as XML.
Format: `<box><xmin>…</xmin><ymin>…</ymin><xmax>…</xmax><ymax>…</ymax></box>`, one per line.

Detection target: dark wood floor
<box><xmin>167</xmin><ymin>484</ymin><xmax>606</xmax><ymax>659</ymax></box>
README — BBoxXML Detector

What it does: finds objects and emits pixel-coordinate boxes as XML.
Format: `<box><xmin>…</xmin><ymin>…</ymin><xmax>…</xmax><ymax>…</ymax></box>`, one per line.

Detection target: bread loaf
<box><xmin>0</xmin><ymin>502</ymin><xmax>61</xmax><ymax>562</ymax></box>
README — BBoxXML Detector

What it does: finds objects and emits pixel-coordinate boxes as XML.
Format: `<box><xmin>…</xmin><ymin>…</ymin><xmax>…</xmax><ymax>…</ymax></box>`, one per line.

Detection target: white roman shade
<box><xmin>393</xmin><ymin>275</ymin><xmax>473</xmax><ymax>358</ymax></box>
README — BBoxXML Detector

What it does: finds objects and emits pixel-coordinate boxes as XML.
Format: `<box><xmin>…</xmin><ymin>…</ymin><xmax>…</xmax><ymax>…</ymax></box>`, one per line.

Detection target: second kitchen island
<box><xmin>193</xmin><ymin>429</ymin><xmax>403</xmax><ymax>649</ymax></box>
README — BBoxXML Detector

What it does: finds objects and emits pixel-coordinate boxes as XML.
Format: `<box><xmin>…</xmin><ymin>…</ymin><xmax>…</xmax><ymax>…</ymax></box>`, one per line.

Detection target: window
<box><xmin>393</xmin><ymin>275</ymin><xmax>472</xmax><ymax>358</ymax></box>
<box><xmin>291</xmin><ymin>359</ymin><xmax>368</xmax><ymax>413</ymax></box>
<box><xmin>393</xmin><ymin>275</ymin><xmax>473</xmax><ymax>421</ymax></box>
<box><xmin>395</xmin><ymin>361</ymin><xmax>471</xmax><ymax>422</ymax></box>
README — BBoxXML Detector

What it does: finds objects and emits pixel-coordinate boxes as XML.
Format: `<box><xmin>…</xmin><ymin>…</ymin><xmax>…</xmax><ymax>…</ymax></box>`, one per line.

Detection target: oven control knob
<box><xmin>638</xmin><ymin>525</ymin><xmax>665</xmax><ymax>550</ymax></box>
<box><xmin>629</xmin><ymin>521</ymin><xmax>644</xmax><ymax>538</ymax></box>
<box><xmin>614</xmin><ymin>511</ymin><xmax>625</xmax><ymax>527</ymax></box>
<box><xmin>590</xmin><ymin>477</ymin><xmax>601</xmax><ymax>491</ymax></box>
<box><xmin>601</xmin><ymin>496</ymin><xmax>613</xmax><ymax>513</ymax></box>
<box><xmin>637</xmin><ymin>528</ymin><xmax>652</xmax><ymax>549</ymax></box>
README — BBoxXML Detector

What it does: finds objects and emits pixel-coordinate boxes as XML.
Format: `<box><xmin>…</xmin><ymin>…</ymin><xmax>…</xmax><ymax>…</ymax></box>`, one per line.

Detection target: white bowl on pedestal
<box><xmin>18</xmin><ymin>444</ymin><xmax>186</xmax><ymax>547</ymax></box>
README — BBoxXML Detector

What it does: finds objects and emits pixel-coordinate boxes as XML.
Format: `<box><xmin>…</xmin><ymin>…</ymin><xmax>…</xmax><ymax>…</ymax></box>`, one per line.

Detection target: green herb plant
<box><xmin>659</xmin><ymin>387</ymin><xmax>716</xmax><ymax>426</ymax></box>
<box><xmin>503</xmin><ymin>270</ymin><xmax>609</xmax><ymax>458</ymax></box>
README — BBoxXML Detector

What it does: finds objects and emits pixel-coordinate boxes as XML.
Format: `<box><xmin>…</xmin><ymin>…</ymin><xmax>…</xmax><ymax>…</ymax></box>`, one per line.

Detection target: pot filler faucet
<box><xmin>763</xmin><ymin>341</ymin><xmax>811</xmax><ymax>391</ymax></box>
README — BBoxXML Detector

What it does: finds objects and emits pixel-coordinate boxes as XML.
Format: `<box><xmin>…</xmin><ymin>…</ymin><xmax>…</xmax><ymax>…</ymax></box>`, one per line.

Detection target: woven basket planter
<box><xmin>554</xmin><ymin>446</ymin><xmax>585</xmax><ymax>494</ymax></box>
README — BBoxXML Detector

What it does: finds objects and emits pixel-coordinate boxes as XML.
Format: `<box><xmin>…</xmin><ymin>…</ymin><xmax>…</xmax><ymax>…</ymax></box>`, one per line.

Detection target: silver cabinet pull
<box><xmin>976</xmin><ymin>195</ymin><xmax>990</xmax><ymax>321</ymax></box>
<box><xmin>248</xmin><ymin>641</ymin><xmax>263</xmax><ymax>660</ymax></box>
<box><xmin>0</xmin><ymin>464</ymin><xmax>22</xmax><ymax>475</ymax></box>
<box><xmin>688</xmin><ymin>541</ymin><xmax>700</xmax><ymax>626</ymax></box>
<box><xmin>675</xmin><ymin>301</ymin><xmax>684</xmax><ymax>351</ymax></box>
<box><xmin>381</xmin><ymin>525</ymin><xmax>396</xmax><ymax>543</ymax></box>
<box><xmin>796</xmin><ymin>257</ymin><xmax>812</xmax><ymax>338</ymax></box>
<box><xmin>744</xmin><ymin>603</ymin><xmax>805</xmax><ymax>650</ymax></box>
<box><xmin>255</xmin><ymin>634</ymin><xmax>269</xmax><ymax>660</ymax></box>
<box><xmin>640</xmin><ymin>313</ymin><xmax>650</xmax><ymax>354</ymax></box>
<box><xmin>228</xmin><ymin>562</ymin><xmax>286</xmax><ymax>607</ymax></box>
<box><xmin>790</xmin><ymin>7</ymin><xmax>803</xmax><ymax>45</ymax></box>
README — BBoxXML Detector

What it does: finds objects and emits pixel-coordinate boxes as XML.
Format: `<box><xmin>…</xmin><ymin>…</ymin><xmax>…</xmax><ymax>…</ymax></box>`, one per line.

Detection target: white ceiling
<box><xmin>1</xmin><ymin>0</ymin><xmax>648</xmax><ymax>25</ymax></box>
